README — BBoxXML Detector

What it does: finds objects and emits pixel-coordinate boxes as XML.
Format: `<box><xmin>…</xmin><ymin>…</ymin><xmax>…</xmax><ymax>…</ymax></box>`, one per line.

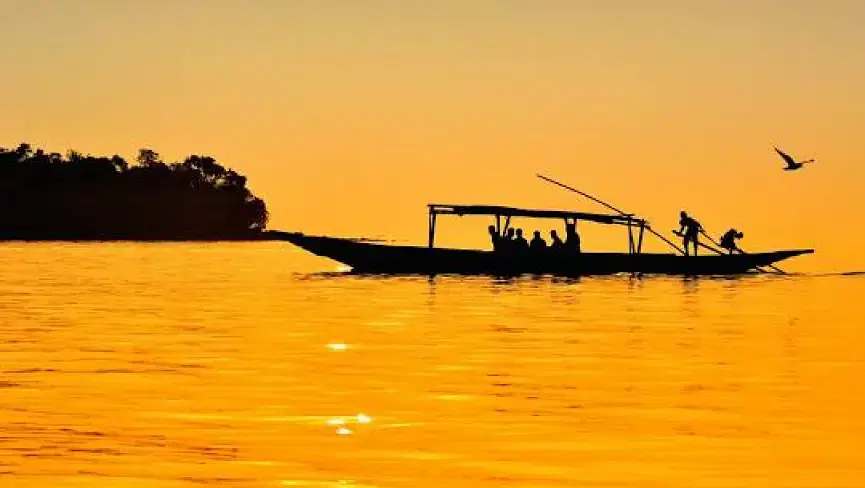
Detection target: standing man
<box><xmin>487</xmin><ymin>225</ymin><xmax>502</xmax><ymax>251</ymax></box>
<box><xmin>678</xmin><ymin>211</ymin><xmax>703</xmax><ymax>256</ymax></box>
<box><xmin>564</xmin><ymin>222</ymin><xmax>581</xmax><ymax>254</ymax></box>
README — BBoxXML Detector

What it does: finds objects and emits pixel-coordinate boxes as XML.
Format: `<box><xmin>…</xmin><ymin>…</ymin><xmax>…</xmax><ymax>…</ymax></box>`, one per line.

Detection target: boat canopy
<box><xmin>427</xmin><ymin>204</ymin><xmax>646</xmax><ymax>227</ymax></box>
<box><xmin>426</xmin><ymin>203</ymin><xmax>650</xmax><ymax>253</ymax></box>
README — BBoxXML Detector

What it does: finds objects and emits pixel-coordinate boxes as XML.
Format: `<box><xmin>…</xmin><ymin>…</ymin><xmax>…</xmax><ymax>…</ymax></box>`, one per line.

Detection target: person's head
<box><xmin>516</xmin><ymin>228</ymin><xmax>523</xmax><ymax>237</ymax></box>
<box><xmin>680</xmin><ymin>211</ymin><xmax>687</xmax><ymax>218</ymax></box>
<box><xmin>488</xmin><ymin>225</ymin><xmax>496</xmax><ymax>235</ymax></box>
<box><xmin>533</xmin><ymin>230</ymin><xmax>541</xmax><ymax>238</ymax></box>
<box><xmin>550</xmin><ymin>229</ymin><xmax>559</xmax><ymax>239</ymax></box>
<box><xmin>506</xmin><ymin>228</ymin><xmax>515</xmax><ymax>237</ymax></box>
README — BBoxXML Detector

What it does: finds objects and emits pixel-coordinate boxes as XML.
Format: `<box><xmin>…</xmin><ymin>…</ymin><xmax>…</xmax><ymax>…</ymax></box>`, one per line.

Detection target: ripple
<box><xmin>0</xmin><ymin>244</ymin><xmax>861</xmax><ymax>487</ymax></box>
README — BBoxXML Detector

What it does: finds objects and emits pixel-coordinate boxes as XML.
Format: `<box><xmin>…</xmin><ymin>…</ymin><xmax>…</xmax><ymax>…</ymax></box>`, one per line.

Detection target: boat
<box><xmin>276</xmin><ymin>203</ymin><xmax>813</xmax><ymax>276</ymax></box>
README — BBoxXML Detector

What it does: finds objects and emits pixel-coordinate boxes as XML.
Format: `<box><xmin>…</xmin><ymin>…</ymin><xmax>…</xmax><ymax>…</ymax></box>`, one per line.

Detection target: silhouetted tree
<box><xmin>0</xmin><ymin>143</ymin><xmax>268</xmax><ymax>240</ymax></box>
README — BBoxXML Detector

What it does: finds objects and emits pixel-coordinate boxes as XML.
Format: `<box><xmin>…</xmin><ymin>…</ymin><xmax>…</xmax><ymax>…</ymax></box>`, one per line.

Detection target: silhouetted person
<box><xmin>529</xmin><ymin>230</ymin><xmax>547</xmax><ymax>253</ymax></box>
<box><xmin>719</xmin><ymin>228</ymin><xmax>744</xmax><ymax>254</ymax></box>
<box><xmin>488</xmin><ymin>225</ymin><xmax>502</xmax><ymax>251</ymax></box>
<box><xmin>513</xmin><ymin>228</ymin><xmax>529</xmax><ymax>252</ymax></box>
<box><xmin>500</xmin><ymin>228</ymin><xmax>516</xmax><ymax>253</ymax></box>
<box><xmin>549</xmin><ymin>230</ymin><xmax>564</xmax><ymax>252</ymax></box>
<box><xmin>678</xmin><ymin>211</ymin><xmax>702</xmax><ymax>256</ymax></box>
<box><xmin>564</xmin><ymin>223</ymin><xmax>581</xmax><ymax>253</ymax></box>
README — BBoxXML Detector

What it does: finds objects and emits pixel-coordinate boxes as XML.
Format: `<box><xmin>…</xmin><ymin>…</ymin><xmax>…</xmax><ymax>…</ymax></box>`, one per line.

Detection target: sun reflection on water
<box><xmin>1</xmin><ymin>244</ymin><xmax>862</xmax><ymax>487</ymax></box>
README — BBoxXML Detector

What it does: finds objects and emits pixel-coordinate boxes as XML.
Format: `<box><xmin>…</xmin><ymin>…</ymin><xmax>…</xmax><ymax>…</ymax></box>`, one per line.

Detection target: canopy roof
<box><xmin>428</xmin><ymin>204</ymin><xmax>646</xmax><ymax>226</ymax></box>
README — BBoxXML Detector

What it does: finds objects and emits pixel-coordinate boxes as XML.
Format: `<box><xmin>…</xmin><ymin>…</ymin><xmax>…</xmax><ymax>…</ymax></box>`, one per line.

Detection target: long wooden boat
<box><xmin>277</xmin><ymin>204</ymin><xmax>813</xmax><ymax>276</ymax></box>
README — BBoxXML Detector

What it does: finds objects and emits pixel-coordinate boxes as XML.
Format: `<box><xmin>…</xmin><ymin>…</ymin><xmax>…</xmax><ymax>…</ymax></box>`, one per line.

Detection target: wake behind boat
<box><xmin>276</xmin><ymin>203</ymin><xmax>813</xmax><ymax>276</ymax></box>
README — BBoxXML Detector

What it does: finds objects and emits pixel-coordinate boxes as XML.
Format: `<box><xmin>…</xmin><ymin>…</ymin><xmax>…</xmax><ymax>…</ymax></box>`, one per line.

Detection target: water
<box><xmin>1</xmin><ymin>243</ymin><xmax>863</xmax><ymax>488</ymax></box>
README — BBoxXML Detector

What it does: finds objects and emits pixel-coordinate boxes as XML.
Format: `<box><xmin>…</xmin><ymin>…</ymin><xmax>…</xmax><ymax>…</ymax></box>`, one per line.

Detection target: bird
<box><xmin>774</xmin><ymin>147</ymin><xmax>814</xmax><ymax>171</ymax></box>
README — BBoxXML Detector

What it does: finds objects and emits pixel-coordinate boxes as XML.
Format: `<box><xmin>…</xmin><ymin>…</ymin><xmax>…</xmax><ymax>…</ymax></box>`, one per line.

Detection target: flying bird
<box><xmin>774</xmin><ymin>147</ymin><xmax>814</xmax><ymax>171</ymax></box>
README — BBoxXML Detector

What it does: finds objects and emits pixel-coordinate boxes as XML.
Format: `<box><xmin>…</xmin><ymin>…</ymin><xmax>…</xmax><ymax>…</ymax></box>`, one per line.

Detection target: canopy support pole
<box><xmin>627</xmin><ymin>217</ymin><xmax>634</xmax><ymax>254</ymax></box>
<box><xmin>428</xmin><ymin>210</ymin><xmax>437</xmax><ymax>249</ymax></box>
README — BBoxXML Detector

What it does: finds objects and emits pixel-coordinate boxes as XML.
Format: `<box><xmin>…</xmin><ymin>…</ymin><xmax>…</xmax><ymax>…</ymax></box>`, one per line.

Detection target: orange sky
<box><xmin>2</xmin><ymin>0</ymin><xmax>864</xmax><ymax>271</ymax></box>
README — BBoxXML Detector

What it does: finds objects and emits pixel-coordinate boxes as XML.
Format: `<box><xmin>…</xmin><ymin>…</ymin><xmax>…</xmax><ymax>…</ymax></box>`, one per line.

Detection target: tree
<box><xmin>0</xmin><ymin>143</ymin><xmax>269</xmax><ymax>239</ymax></box>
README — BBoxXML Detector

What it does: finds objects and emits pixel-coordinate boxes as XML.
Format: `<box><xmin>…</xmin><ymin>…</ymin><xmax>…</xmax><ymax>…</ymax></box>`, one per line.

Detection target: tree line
<box><xmin>0</xmin><ymin>143</ymin><xmax>268</xmax><ymax>240</ymax></box>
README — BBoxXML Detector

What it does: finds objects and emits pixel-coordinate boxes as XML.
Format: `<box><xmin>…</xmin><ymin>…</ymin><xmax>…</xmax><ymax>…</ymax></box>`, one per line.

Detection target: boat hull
<box><xmin>276</xmin><ymin>232</ymin><xmax>813</xmax><ymax>276</ymax></box>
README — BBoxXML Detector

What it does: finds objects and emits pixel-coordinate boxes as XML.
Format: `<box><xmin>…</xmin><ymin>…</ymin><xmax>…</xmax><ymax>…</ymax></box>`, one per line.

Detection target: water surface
<box><xmin>0</xmin><ymin>243</ymin><xmax>863</xmax><ymax>487</ymax></box>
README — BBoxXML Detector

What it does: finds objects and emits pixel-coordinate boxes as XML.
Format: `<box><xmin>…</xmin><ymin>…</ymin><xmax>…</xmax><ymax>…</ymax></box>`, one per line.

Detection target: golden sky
<box><xmin>2</xmin><ymin>0</ymin><xmax>863</xmax><ymax>271</ymax></box>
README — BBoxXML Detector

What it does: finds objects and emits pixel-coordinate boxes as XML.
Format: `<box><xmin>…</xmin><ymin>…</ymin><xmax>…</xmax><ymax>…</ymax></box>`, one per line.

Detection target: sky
<box><xmin>1</xmin><ymin>0</ymin><xmax>863</xmax><ymax>271</ymax></box>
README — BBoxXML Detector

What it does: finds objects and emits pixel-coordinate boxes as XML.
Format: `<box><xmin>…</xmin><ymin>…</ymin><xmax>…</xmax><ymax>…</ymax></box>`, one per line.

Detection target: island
<box><xmin>0</xmin><ymin>143</ymin><xmax>273</xmax><ymax>240</ymax></box>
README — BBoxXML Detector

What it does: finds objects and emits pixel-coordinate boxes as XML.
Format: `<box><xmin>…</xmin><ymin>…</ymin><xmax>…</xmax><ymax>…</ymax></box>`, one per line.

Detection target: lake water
<box><xmin>0</xmin><ymin>243</ymin><xmax>863</xmax><ymax>488</ymax></box>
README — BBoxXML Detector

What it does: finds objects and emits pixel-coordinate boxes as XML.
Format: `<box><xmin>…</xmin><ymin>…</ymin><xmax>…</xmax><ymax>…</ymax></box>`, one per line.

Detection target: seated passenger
<box><xmin>529</xmin><ymin>230</ymin><xmax>547</xmax><ymax>252</ymax></box>
<box><xmin>513</xmin><ymin>228</ymin><xmax>529</xmax><ymax>252</ymax></box>
<box><xmin>549</xmin><ymin>230</ymin><xmax>564</xmax><ymax>251</ymax></box>
<box><xmin>501</xmin><ymin>228</ymin><xmax>516</xmax><ymax>252</ymax></box>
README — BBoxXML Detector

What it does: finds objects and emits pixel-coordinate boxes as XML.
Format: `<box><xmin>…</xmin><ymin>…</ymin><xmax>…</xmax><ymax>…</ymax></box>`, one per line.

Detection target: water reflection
<box><xmin>0</xmin><ymin>244</ymin><xmax>862</xmax><ymax>487</ymax></box>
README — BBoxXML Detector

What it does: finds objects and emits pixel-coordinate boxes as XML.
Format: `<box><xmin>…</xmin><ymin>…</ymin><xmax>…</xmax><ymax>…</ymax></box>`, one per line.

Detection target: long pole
<box><xmin>679</xmin><ymin>227</ymin><xmax>785</xmax><ymax>275</ymax></box>
<box><xmin>674</xmin><ymin>230</ymin><xmax>726</xmax><ymax>255</ymax></box>
<box><xmin>536</xmin><ymin>174</ymin><xmax>629</xmax><ymax>216</ymax></box>
<box><xmin>699</xmin><ymin>229</ymin><xmax>786</xmax><ymax>275</ymax></box>
<box><xmin>536</xmin><ymin>173</ymin><xmax>686</xmax><ymax>255</ymax></box>
<box><xmin>538</xmin><ymin>173</ymin><xmax>785</xmax><ymax>273</ymax></box>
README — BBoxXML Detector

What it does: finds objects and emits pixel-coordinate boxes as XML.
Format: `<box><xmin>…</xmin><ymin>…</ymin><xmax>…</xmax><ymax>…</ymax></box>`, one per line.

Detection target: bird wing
<box><xmin>774</xmin><ymin>147</ymin><xmax>797</xmax><ymax>168</ymax></box>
